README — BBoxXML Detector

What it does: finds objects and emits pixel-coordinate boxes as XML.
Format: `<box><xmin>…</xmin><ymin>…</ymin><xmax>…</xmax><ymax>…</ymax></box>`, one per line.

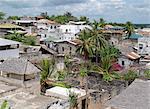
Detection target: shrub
<box><xmin>123</xmin><ymin>70</ymin><xmax>138</xmax><ymax>81</ymax></box>
<box><xmin>144</xmin><ymin>70</ymin><xmax>150</xmax><ymax>78</ymax></box>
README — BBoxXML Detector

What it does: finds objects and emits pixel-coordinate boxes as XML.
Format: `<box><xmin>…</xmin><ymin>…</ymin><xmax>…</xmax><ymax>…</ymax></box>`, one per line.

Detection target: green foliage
<box><xmin>76</xmin><ymin>30</ymin><xmax>94</xmax><ymax>60</ymax></box>
<box><xmin>100</xmin><ymin>45</ymin><xmax>120</xmax><ymax>72</ymax></box>
<box><xmin>111</xmin><ymin>72</ymin><xmax>121</xmax><ymax>80</ymax></box>
<box><xmin>144</xmin><ymin>70</ymin><xmax>150</xmax><ymax>78</ymax></box>
<box><xmin>7</xmin><ymin>16</ymin><xmax>20</xmax><ymax>20</ymax></box>
<box><xmin>57</xmin><ymin>70</ymin><xmax>68</xmax><ymax>81</ymax></box>
<box><xmin>52</xmin><ymin>82</ymin><xmax>71</xmax><ymax>88</ymax></box>
<box><xmin>5</xmin><ymin>32</ymin><xmax>36</xmax><ymax>46</ymax></box>
<box><xmin>79</xmin><ymin>16</ymin><xmax>90</xmax><ymax>24</ymax></box>
<box><xmin>0</xmin><ymin>100</ymin><xmax>9</xmax><ymax>109</ymax></box>
<box><xmin>123</xmin><ymin>70</ymin><xmax>138</xmax><ymax>81</ymax></box>
<box><xmin>125</xmin><ymin>21</ymin><xmax>135</xmax><ymax>38</ymax></box>
<box><xmin>69</xmin><ymin>91</ymin><xmax>78</xmax><ymax>109</ymax></box>
<box><xmin>48</xmin><ymin>12</ymin><xmax>78</xmax><ymax>24</ymax></box>
<box><xmin>103</xmin><ymin>72</ymin><xmax>113</xmax><ymax>82</ymax></box>
<box><xmin>40</xmin><ymin>59</ymin><xmax>55</xmax><ymax>82</ymax></box>
<box><xmin>79</xmin><ymin>68</ymin><xmax>87</xmax><ymax>77</ymax></box>
<box><xmin>0</xmin><ymin>12</ymin><xmax>5</xmax><ymax>20</ymax></box>
<box><xmin>22</xmin><ymin>36</ymin><xmax>36</xmax><ymax>46</ymax></box>
<box><xmin>99</xmin><ymin>18</ymin><xmax>106</xmax><ymax>28</ymax></box>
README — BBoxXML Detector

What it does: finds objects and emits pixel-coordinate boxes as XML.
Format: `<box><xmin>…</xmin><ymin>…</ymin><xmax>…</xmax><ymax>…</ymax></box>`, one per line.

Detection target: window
<box><xmin>50</xmin><ymin>26</ymin><xmax>53</xmax><ymax>29</ymax></box>
<box><xmin>66</xmin><ymin>29</ymin><xmax>68</xmax><ymax>33</ymax></box>
<box><xmin>122</xmin><ymin>61</ymin><xmax>125</xmax><ymax>66</ymax></box>
<box><xmin>54</xmin><ymin>26</ymin><xmax>56</xmax><ymax>29</ymax></box>
<box><xmin>62</xmin><ymin>47</ymin><xmax>64</xmax><ymax>52</ymax></box>
<box><xmin>139</xmin><ymin>44</ymin><xmax>143</xmax><ymax>50</ymax></box>
<box><xmin>70</xmin><ymin>47</ymin><xmax>72</xmax><ymax>51</ymax></box>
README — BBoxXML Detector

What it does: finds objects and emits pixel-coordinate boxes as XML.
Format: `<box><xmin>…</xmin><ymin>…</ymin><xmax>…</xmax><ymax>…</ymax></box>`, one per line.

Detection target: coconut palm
<box><xmin>90</xmin><ymin>20</ymin><xmax>107</xmax><ymax>63</ymax></box>
<box><xmin>76</xmin><ymin>30</ymin><xmax>94</xmax><ymax>61</ymax></box>
<box><xmin>99</xmin><ymin>18</ymin><xmax>106</xmax><ymax>28</ymax></box>
<box><xmin>40</xmin><ymin>59</ymin><xmax>55</xmax><ymax>92</ymax></box>
<box><xmin>125</xmin><ymin>21</ymin><xmax>135</xmax><ymax>38</ymax></box>
<box><xmin>79</xmin><ymin>16</ymin><xmax>90</xmax><ymax>24</ymax></box>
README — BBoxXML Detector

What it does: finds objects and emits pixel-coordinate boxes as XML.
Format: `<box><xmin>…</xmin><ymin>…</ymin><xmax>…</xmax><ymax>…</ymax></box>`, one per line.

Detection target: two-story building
<box><xmin>45</xmin><ymin>40</ymin><xmax>78</xmax><ymax>56</ymax></box>
<box><xmin>0</xmin><ymin>38</ymin><xmax>20</xmax><ymax>60</ymax></box>
<box><xmin>59</xmin><ymin>21</ymin><xmax>92</xmax><ymax>40</ymax></box>
<box><xmin>138</xmin><ymin>37</ymin><xmax>150</xmax><ymax>56</ymax></box>
<box><xmin>36</xmin><ymin>19</ymin><xmax>60</xmax><ymax>42</ymax></box>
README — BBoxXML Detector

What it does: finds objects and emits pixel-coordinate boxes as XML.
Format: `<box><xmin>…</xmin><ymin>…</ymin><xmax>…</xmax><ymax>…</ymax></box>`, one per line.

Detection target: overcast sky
<box><xmin>0</xmin><ymin>0</ymin><xmax>149</xmax><ymax>24</ymax></box>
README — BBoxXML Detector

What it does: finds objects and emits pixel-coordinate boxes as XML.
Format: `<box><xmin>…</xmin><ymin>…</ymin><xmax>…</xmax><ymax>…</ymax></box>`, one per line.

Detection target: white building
<box><xmin>36</xmin><ymin>19</ymin><xmax>60</xmax><ymax>42</ymax></box>
<box><xmin>37</xmin><ymin>20</ymin><xmax>92</xmax><ymax>42</ymax></box>
<box><xmin>0</xmin><ymin>38</ymin><xmax>20</xmax><ymax>60</ymax></box>
<box><xmin>138</xmin><ymin>37</ymin><xmax>150</xmax><ymax>55</ymax></box>
<box><xmin>59</xmin><ymin>21</ymin><xmax>92</xmax><ymax>40</ymax></box>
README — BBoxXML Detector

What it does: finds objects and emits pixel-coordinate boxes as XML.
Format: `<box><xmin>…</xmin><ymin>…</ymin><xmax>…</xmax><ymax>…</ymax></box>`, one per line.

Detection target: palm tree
<box><xmin>90</xmin><ymin>20</ymin><xmax>107</xmax><ymax>63</ymax></box>
<box><xmin>99</xmin><ymin>18</ymin><xmax>106</xmax><ymax>28</ymax></box>
<box><xmin>0</xmin><ymin>12</ymin><xmax>5</xmax><ymax>20</ymax></box>
<box><xmin>40</xmin><ymin>59</ymin><xmax>55</xmax><ymax>92</ymax></box>
<box><xmin>125</xmin><ymin>21</ymin><xmax>134</xmax><ymax>38</ymax></box>
<box><xmin>76</xmin><ymin>30</ymin><xmax>94</xmax><ymax>61</ymax></box>
<box><xmin>79</xmin><ymin>16</ymin><xmax>90</xmax><ymax>24</ymax></box>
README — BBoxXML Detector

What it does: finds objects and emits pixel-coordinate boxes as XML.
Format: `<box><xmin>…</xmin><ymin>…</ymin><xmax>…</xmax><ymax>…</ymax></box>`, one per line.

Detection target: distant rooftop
<box><xmin>0</xmin><ymin>38</ymin><xmax>20</xmax><ymax>46</ymax></box>
<box><xmin>129</xmin><ymin>33</ymin><xmax>143</xmax><ymax>39</ymax></box>
<box><xmin>0</xmin><ymin>23</ymin><xmax>24</xmax><ymax>29</ymax></box>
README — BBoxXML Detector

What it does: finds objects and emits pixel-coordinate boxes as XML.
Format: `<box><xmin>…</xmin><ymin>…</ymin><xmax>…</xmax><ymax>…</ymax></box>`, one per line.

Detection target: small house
<box><xmin>118</xmin><ymin>52</ymin><xmax>141</xmax><ymax>68</ymax></box>
<box><xmin>0</xmin><ymin>59</ymin><xmax>40</xmax><ymax>86</ymax></box>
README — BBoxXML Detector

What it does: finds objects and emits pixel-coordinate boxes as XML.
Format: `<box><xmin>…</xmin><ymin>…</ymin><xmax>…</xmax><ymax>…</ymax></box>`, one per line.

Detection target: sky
<box><xmin>0</xmin><ymin>0</ymin><xmax>149</xmax><ymax>24</ymax></box>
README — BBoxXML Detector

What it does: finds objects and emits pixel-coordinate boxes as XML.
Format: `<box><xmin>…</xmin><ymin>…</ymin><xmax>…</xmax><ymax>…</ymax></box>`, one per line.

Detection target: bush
<box><xmin>123</xmin><ymin>70</ymin><xmax>138</xmax><ymax>81</ymax></box>
<box><xmin>144</xmin><ymin>70</ymin><xmax>150</xmax><ymax>78</ymax></box>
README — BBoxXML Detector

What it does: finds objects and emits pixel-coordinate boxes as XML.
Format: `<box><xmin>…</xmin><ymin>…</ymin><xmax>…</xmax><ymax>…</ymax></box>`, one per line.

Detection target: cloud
<box><xmin>0</xmin><ymin>0</ymin><xmax>87</xmax><ymax>8</ymax></box>
<box><xmin>0</xmin><ymin>0</ymin><xmax>149</xmax><ymax>23</ymax></box>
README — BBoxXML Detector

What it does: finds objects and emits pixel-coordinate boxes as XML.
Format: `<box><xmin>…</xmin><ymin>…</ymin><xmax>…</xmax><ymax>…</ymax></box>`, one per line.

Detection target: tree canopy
<box><xmin>0</xmin><ymin>12</ymin><xmax>5</xmax><ymax>19</ymax></box>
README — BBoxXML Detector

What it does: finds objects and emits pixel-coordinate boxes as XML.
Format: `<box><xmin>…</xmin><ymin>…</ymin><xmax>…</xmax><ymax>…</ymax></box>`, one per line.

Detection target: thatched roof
<box><xmin>106</xmin><ymin>79</ymin><xmax>150</xmax><ymax>109</ymax></box>
<box><xmin>0</xmin><ymin>59</ymin><xmax>40</xmax><ymax>75</ymax></box>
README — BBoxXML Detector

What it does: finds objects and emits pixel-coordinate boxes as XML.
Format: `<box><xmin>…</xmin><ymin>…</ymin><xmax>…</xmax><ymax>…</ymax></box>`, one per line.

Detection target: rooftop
<box><xmin>0</xmin><ymin>23</ymin><xmax>24</xmax><ymax>29</ymax></box>
<box><xmin>129</xmin><ymin>33</ymin><xmax>143</xmax><ymax>39</ymax></box>
<box><xmin>0</xmin><ymin>38</ymin><xmax>20</xmax><ymax>46</ymax></box>
<box><xmin>106</xmin><ymin>79</ymin><xmax>150</xmax><ymax>109</ymax></box>
<box><xmin>0</xmin><ymin>58</ymin><xmax>40</xmax><ymax>75</ymax></box>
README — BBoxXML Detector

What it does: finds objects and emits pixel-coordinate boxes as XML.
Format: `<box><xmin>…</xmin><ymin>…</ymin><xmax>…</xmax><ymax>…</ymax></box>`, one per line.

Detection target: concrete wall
<box><xmin>138</xmin><ymin>37</ymin><xmax>150</xmax><ymax>55</ymax></box>
<box><xmin>57</xmin><ymin>43</ymin><xmax>77</xmax><ymax>56</ymax></box>
<box><xmin>118</xmin><ymin>57</ymin><xmax>133</xmax><ymax>68</ymax></box>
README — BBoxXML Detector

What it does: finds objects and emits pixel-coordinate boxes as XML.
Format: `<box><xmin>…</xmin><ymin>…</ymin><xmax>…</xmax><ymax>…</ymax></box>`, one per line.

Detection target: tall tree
<box><xmin>79</xmin><ymin>16</ymin><xmax>90</xmax><ymax>24</ymax></box>
<box><xmin>64</xmin><ymin>11</ymin><xmax>72</xmax><ymax>17</ymax></box>
<box><xmin>7</xmin><ymin>16</ymin><xmax>20</xmax><ymax>20</ymax></box>
<box><xmin>76</xmin><ymin>30</ymin><xmax>93</xmax><ymax>60</ymax></box>
<box><xmin>0</xmin><ymin>12</ymin><xmax>5</xmax><ymax>20</ymax></box>
<box><xmin>125</xmin><ymin>21</ymin><xmax>135</xmax><ymax>38</ymax></box>
<box><xmin>40</xmin><ymin>59</ymin><xmax>55</xmax><ymax>92</ymax></box>
<box><xmin>90</xmin><ymin>20</ymin><xmax>107</xmax><ymax>63</ymax></box>
<box><xmin>40</xmin><ymin>12</ymin><xmax>48</xmax><ymax>19</ymax></box>
<box><xmin>99</xmin><ymin>18</ymin><xmax>106</xmax><ymax>28</ymax></box>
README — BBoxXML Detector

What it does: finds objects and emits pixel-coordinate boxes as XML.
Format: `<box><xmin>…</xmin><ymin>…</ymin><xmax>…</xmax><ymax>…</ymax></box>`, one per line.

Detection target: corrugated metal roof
<box><xmin>0</xmin><ymin>38</ymin><xmax>20</xmax><ymax>46</ymax></box>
